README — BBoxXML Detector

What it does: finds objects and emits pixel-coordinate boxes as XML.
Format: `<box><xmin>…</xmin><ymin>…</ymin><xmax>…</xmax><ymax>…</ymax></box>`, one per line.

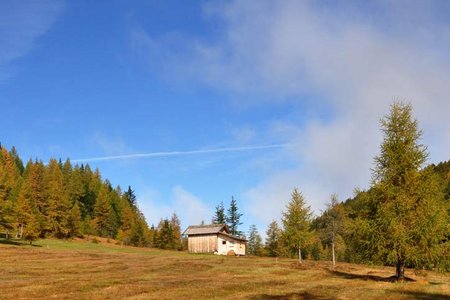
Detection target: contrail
<box><xmin>71</xmin><ymin>144</ymin><xmax>290</xmax><ymax>163</ymax></box>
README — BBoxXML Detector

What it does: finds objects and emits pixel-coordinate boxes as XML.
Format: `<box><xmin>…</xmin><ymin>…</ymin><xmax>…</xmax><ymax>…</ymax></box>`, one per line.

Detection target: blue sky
<box><xmin>1</xmin><ymin>1</ymin><xmax>450</xmax><ymax>237</ymax></box>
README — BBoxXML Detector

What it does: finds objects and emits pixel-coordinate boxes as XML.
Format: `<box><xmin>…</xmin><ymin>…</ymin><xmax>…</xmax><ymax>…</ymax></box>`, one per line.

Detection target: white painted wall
<box><xmin>217</xmin><ymin>234</ymin><xmax>245</xmax><ymax>256</ymax></box>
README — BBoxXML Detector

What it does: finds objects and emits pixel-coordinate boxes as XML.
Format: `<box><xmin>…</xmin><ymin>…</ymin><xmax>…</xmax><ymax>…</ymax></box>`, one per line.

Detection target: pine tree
<box><xmin>227</xmin><ymin>196</ymin><xmax>242</xmax><ymax>236</ymax></box>
<box><xmin>247</xmin><ymin>224</ymin><xmax>263</xmax><ymax>256</ymax></box>
<box><xmin>281</xmin><ymin>188</ymin><xmax>312</xmax><ymax>263</ymax></box>
<box><xmin>265</xmin><ymin>220</ymin><xmax>282</xmax><ymax>257</ymax></box>
<box><xmin>368</xmin><ymin>102</ymin><xmax>448</xmax><ymax>280</ymax></box>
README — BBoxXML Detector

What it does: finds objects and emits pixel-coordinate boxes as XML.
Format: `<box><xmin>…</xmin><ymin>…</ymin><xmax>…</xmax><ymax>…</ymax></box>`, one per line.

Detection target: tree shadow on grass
<box><xmin>389</xmin><ymin>290</ymin><xmax>450</xmax><ymax>300</ymax></box>
<box><xmin>0</xmin><ymin>238</ymin><xmax>42</xmax><ymax>247</ymax></box>
<box><xmin>248</xmin><ymin>291</ymin><xmax>336</xmax><ymax>300</ymax></box>
<box><xmin>329</xmin><ymin>269</ymin><xmax>415</xmax><ymax>283</ymax></box>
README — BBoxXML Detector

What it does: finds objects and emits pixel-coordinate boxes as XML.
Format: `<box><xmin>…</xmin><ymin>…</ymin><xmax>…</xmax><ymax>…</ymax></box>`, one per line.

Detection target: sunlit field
<box><xmin>0</xmin><ymin>238</ymin><xmax>448</xmax><ymax>299</ymax></box>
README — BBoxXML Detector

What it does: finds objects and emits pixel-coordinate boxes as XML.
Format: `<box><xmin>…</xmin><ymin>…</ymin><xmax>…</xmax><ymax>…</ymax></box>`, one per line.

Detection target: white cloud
<box><xmin>137</xmin><ymin>185</ymin><xmax>212</xmax><ymax>230</ymax></box>
<box><xmin>172</xmin><ymin>186</ymin><xmax>212</xmax><ymax>229</ymax></box>
<box><xmin>133</xmin><ymin>0</ymin><xmax>450</xmax><ymax>220</ymax></box>
<box><xmin>0</xmin><ymin>1</ymin><xmax>64</xmax><ymax>81</ymax></box>
<box><xmin>136</xmin><ymin>187</ymin><xmax>172</xmax><ymax>226</ymax></box>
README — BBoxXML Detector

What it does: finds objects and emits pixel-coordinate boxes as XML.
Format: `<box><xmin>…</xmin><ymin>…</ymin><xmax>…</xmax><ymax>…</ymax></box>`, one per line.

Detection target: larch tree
<box><xmin>156</xmin><ymin>218</ymin><xmax>173</xmax><ymax>249</ymax></box>
<box><xmin>321</xmin><ymin>194</ymin><xmax>346</xmax><ymax>268</ymax></box>
<box><xmin>93</xmin><ymin>185</ymin><xmax>115</xmax><ymax>238</ymax></box>
<box><xmin>0</xmin><ymin>148</ymin><xmax>22</xmax><ymax>235</ymax></box>
<box><xmin>44</xmin><ymin>159</ymin><xmax>70</xmax><ymax>238</ymax></box>
<box><xmin>265</xmin><ymin>220</ymin><xmax>282</xmax><ymax>257</ymax></box>
<box><xmin>27</xmin><ymin>160</ymin><xmax>47</xmax><ymax>224</ymax></box>
<box><xmin>170</xmin><ymin>212</ymin><xmax>182</xmax><ymax>250</ymax></box>
<box><xmin>369</xmin><ymin>102</ymin><xmax>448</xmax><ymax>281</ymax></box>
<box><xmin>68</xmin><ymin>200</ymin><xmax>82</xmax><ymax>237</ymax></box>
<box><xmin>227</xmin><ymin>196</ymin><xmax>243</xmax><ymax>236</ymax></box>
<box><xmin>282</xmin><ymin>188</ymin><xmax>312</xmax><ymax>263</ymax></box>
<box><xmin>16</xmin><ymin>191</ymin><xmax>40</xmax><ymax>244</ymax></box>
<box><xmin>247</xmin><ymin>224</ymin><xmax>263</xmax><ymax>256</ymax></box>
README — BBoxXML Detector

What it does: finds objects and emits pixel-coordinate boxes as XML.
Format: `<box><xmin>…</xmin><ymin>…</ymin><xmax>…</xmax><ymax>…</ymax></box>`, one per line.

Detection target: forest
<box><xmin>0</xmin><ymin>146</ymin><xmax>181</xmax><ymax>249</ymax></box>
<box><xmin>1</xmin><ymin>103</ymin><xmax>449</xmax><ymax>281</ymax></box>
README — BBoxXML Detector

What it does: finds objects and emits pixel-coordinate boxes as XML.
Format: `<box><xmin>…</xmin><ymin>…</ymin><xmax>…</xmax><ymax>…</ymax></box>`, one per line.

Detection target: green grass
<box><xmin>0</xmin><ymin>238</ymin><xmax>449</xmax><ymax>299</ymax></box>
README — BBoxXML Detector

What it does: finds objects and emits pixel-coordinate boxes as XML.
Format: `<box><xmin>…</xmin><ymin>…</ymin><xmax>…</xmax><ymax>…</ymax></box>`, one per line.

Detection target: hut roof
<box><xmin>183</xmin><ymin>224</ymin><xmax>247</xmax><ymax>242</ymax></box>
<box><xmin>183</xmin><ymin>224</ymin><xmax>229</xmax><ymax>235</ymax></box>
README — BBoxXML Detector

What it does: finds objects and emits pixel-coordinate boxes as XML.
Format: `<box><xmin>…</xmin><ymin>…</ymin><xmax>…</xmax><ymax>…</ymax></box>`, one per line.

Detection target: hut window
<box><xmin>222</xmin><ymin>240</ymin><xmax>226</xmax><ymax>245</ymax></box>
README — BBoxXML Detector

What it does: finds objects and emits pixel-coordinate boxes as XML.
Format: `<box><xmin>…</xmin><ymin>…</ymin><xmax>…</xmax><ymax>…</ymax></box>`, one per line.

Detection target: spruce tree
<box><xmin>212</xmin><ymin>201</ymin><xmax>226</xmax><ymax>224</ymax></box>
<box><xmin>369</xmin><ymin>102</ymin><xmax>448</xmax><ymax>280</ymax></box>
<box><xmin>281</xmin><ymin>188</ymin><xmax>312</xmax><ymax>263</ymax></box>
<box><xmin>124</xmin><ymin>186</ymin><xmax>137</xmax><ymax>208</ymax></box>
<box><xmin>226</xmin><ymin>196</ymin><xmax>242</xmax><ymax>236</ymax></box>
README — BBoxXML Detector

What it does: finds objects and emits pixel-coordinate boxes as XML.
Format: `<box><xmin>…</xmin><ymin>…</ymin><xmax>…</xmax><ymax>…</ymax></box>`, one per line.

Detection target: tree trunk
<box><xmin>396</xmin><ymin>258</ymin><xmax>405</xmax><ymax>281</ymax></box>
<box><xmin>331</xmin><ymin>241</ymin><xmax>336</xmax><ymax>268</ymax></box>
<box><xmin>298</xmin><ymin>241</ymin><xmax>302</xmax><ymax>264</ymax></box>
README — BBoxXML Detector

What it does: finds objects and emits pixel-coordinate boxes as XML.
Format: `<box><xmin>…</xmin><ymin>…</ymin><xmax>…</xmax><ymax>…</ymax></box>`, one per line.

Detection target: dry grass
<box><xmin>0</xmin><ymin>238</ymin><xmax>448</xmax><ymax>299</ymax></box>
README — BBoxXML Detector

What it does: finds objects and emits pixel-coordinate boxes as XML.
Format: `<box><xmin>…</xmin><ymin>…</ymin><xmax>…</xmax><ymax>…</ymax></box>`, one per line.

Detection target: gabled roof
<box><xmin>183</xmin><ymin>223</ymin><xmax>247</xmax><ymax>242</ymax></box>
<box><xmin>183</xmin><ymin>223</ymin><xmax>229</xmax><ymax>235</ymax></box>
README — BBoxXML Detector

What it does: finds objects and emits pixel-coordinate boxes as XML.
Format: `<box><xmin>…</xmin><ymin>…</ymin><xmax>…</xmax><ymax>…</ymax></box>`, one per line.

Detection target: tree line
<box><xmin>0</xmin><ymin>148</ymin><xmax>182</xmax><ymax>249</ymax></box>
<box><xmin>244</xmin><ymin>103</ymin><xmax>449</xmax><ymax>280</ymax></box>
<box><xmin>1</xmin><ymin>102</ymin><xmax>448</xmax><ymax>280</ymax></box>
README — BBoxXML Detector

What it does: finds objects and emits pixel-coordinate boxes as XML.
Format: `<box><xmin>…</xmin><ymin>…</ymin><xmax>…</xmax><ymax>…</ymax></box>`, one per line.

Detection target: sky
<box><xmin>1</xmin><ymin>0</ymin><xmax>450</xmax><ymax>238</ymax></box>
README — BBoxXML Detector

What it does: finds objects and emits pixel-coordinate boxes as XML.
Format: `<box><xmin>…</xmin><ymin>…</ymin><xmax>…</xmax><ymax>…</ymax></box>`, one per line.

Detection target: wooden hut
<box><xmin>183</xmin><ymin>224</ymin><xmax>246</xmax><ymax>255</ymax></box>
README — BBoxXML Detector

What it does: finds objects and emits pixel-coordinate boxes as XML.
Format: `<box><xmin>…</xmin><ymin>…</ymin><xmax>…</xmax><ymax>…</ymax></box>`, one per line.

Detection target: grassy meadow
<box><xmin>0</xmin><ymin>238</ymin><xmax>448</xmax><ymax>299</ymax></box>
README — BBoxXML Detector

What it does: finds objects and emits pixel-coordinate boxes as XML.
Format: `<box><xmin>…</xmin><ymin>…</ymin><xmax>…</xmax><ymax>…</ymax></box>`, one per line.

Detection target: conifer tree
<box><xmin>281</xmin><ymin>188</ymin><xmax>312</xmax><ymax>263</ymax></box>
<box><xmin>227</xmin><ymin>196</ymin><xmax>242</xmax><ymax>236</ymax></box>
<box><xmin>0</xmin><ymin>157</ymin><xmax>16</xmax><ymax>234</ymax></box>
<box><xmin>117</xmin><ymin>203</ymin><xmax>135</xmax><ymax>245</ymax></box>
<box><xmin>247</xmin><ymin>224</ymin><xmax>263</xmax><ymax>255</ymax></box>
<box><xmin>170</xmin><ymin>212</ymin><xmax>182</xmax><ymax>250</ymax></box>
<box><xmin>93</xmin><ymin>185</ymin><xmax>114</xmax><ymax>238</ymax></box>
<box><xmin>156</xmin><ymin>218</ymin><xmax>173</xmax><ymax>249</ymax></box>
<box><xmin>124</xmin><ymin>186</ymin><xmax>137</xmax><ymax>208</ymax></box>
<box><xmin>368</xmin><ymin>102</ymin><xmax>448</xmax><ymax>280</ymax></box>
<box><xmin>265</xmin><ymin>220</ymin><xmax>282</xmax><ymax>257</ymax></box>
<box><xmin>23</xmin><ymin>212</ymin><xmax>40</xmax><ymax>245</ymax></box>
<box><xmin>320</xmin><ymin>194</ymin><xmax>346</xmax><ymax>267</ymax></box>
<box><xmin>68</xmin><ymin>165</ymin><xmax>85</xmax><ymax>207</ymax></box>
<box><xmin>44</xmin><ymin>159</ymin><xmax>70</xmax><ymax>238</ymax></box>
<box><xmin>212</xmin><ymin>201</ymin><xmax>226</xmax><ymax>224</ymax></box>
<box><xmin>68</xmin><ymin>201</ymin><xmax>82</xmax><ymax>237</ymax></box>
